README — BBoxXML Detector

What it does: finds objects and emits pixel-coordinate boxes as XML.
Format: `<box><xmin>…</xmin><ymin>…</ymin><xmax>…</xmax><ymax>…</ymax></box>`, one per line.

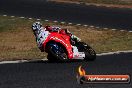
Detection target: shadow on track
<box><xmin>25</xmin><ymin>59</ymin><xmax>86</xmax><ymax>64</ymax></box>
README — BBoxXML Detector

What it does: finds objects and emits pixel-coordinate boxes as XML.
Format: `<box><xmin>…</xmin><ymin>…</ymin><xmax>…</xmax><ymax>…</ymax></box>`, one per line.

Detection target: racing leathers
<box><xmin>34</xmin><ymin>27</ymin><xmax>49</xmax><ymax>51</ymax></box>
<box><xmin>32</xmin><ymin>22</ymin><xmax>81</xmax><ymax>51</ymax></box>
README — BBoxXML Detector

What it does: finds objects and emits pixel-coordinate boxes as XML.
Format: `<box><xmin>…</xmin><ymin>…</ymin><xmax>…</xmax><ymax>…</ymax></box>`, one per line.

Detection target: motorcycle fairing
<box><xmin>72</xmin><ymin>46</ymin><xmax>85</xmax><ymax>59</ymax></box>
<box><xmin>43</xmin><ymin>32</ymin><xmax>74</xmax><ymax>59</ymax></box>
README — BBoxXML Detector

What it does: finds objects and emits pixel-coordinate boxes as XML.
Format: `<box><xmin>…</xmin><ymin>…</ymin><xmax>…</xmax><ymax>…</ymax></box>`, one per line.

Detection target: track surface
<box><xmin>0</xmin><ymin>52</ymin><xmax>132</xmax><ymax>88</ymax></box>
<box><xmin>0</xmin><ymin>0</ymin><xmax>132</xmax><ymax>30</ymax></box>
<box><xmin>0</xmin><ymin>1</ymin><xmax>132</xmax><ymax>88</ymax></box>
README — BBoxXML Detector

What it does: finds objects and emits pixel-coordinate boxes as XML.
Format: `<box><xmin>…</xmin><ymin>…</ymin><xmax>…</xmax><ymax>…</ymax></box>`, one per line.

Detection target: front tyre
<box><xmin>47</xmin><ymin>54</ymin><xmax>55</xmax><ymax>62</ymax></box>
<box><xmin>47</xmin><ymin>43</ymin><xmax>68</xmax><ymax>62</ymax></box>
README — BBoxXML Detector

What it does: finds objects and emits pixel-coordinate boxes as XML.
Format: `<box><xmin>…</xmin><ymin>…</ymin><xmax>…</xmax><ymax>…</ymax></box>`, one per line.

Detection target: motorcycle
<box><xmin>40</xmin><ymin>29</ymin><xmax>96</xmax><ymax>62</ymax></box>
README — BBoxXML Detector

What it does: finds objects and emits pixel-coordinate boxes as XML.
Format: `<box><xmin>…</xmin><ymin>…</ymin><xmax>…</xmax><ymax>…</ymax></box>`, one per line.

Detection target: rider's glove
<box><xmin>52</xmin><ymin>27</ymin><xmax>61</xmax><ymax>32</ymax></box>
<box><xmin>71</xmin><ymin>35</ymin><xmax>81</xmax><ymax>41</ymax></box>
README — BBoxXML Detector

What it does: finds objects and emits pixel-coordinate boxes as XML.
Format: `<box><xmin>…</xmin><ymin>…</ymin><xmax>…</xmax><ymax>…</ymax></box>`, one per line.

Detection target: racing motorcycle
<box><xmin>41</xmin><ymin>29</ymin><xmax>96</xmax><ymax>62</ymax></box>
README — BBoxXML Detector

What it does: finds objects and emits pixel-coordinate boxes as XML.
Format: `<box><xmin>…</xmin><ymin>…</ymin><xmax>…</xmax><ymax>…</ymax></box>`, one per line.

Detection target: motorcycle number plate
<box><xmin>73</xmin><ymin>52</ymin><xmax>85</xmax><ymax>59</ymax></box>
<box><xmin>78</xmin><ymin>52</ymin><xmax>85</xmax><ymax>57</ymax></box>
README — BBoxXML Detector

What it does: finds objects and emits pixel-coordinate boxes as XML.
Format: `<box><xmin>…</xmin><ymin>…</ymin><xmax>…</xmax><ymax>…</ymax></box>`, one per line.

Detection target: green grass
<box><xmin>0</xmin><ymin>16</ymin><xmax>132</xmax><ymax>61</ymax></box>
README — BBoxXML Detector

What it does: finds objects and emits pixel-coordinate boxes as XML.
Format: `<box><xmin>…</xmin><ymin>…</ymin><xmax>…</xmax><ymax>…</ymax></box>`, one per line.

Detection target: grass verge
<box><xmin>0</xmin><ymin>16</ymin><xmax>132</xmax><ymax>61</ymax></box>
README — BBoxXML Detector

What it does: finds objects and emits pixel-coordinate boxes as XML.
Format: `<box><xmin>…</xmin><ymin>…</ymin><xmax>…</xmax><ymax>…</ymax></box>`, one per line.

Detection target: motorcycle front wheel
<box><xmin>47</xmin><ymin>43</ymin><xmax>68</xmax><ymax>62</ymax></box>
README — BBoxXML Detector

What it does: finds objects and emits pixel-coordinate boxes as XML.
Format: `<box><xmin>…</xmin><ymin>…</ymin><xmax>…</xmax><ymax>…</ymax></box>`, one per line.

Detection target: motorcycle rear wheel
<box><xmin>75</xmin><ymin>42</ymin><xmax>96</xmax><ymax>61</ymax></box>
<box><xmin>84</xmin><ymin>46</ymin><xmax>96</xmax><ymax>61</ymax></box>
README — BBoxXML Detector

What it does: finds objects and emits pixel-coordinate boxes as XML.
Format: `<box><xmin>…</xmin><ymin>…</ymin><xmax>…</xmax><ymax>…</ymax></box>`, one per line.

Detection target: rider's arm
<box><xmin>52</xmin><ymin>27</ymin><xmax>61</xmax><ymax>32</ymax></box>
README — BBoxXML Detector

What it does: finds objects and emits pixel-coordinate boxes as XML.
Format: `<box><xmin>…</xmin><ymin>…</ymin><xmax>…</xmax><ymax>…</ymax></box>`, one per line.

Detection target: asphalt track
<box><xmin>0</xmin><ymin>0</ymin><xmax>132</xmax><ymax>30</ymax></box>
<box><xmin>0</xmin><ymin>52</ymin><xmax>132</xmax><ymax>88</ymax></box>
<box><xmin>0</xmin><ymin>0</ymin><xmax>132</xmax><ymax>88</ymax></box>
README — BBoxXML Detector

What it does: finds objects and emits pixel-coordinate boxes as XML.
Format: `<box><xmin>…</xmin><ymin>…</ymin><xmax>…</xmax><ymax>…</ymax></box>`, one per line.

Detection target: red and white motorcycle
<box><xmin>32</xmin><ymin>22</ymin><xmax>96</xmax><ymax>62</ymax></box>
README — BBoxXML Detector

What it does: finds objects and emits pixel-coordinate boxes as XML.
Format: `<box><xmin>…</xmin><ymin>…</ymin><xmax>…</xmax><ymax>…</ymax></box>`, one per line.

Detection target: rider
<box><xmin>32</xmin><ymin>22</ymin><xmax>81</xmax><ymax>51</ymax></box>
<box><xmin>32</xmin><ymin>22</ymin><xmax>49</xmax><ymax>51</ymax></box>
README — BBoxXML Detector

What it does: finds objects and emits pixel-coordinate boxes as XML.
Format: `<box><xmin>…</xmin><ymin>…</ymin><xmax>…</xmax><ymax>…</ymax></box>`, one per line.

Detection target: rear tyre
<box><xmin>75</xmin><ymin>42</ymin><xmax>96</xmax><ymax>61</ymax></box>
<box><xmin>84</xmin><ymin>46</ymin><xmax>96</xmax><ymax>61</ymax></box>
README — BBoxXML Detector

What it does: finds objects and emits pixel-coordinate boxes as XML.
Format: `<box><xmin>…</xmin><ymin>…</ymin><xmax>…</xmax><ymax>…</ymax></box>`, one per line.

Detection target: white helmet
<box><xmin>32</xmin><ymin>22</ymin><xmax>42</xmax><ymax>31</ymax></box>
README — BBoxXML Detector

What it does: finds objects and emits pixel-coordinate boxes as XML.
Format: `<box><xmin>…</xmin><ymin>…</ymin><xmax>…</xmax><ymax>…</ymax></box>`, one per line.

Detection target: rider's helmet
<box><xmin>32</xmin><ymin>22</ymin><xmax>42</xmax><ymax>32</ymax></box>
